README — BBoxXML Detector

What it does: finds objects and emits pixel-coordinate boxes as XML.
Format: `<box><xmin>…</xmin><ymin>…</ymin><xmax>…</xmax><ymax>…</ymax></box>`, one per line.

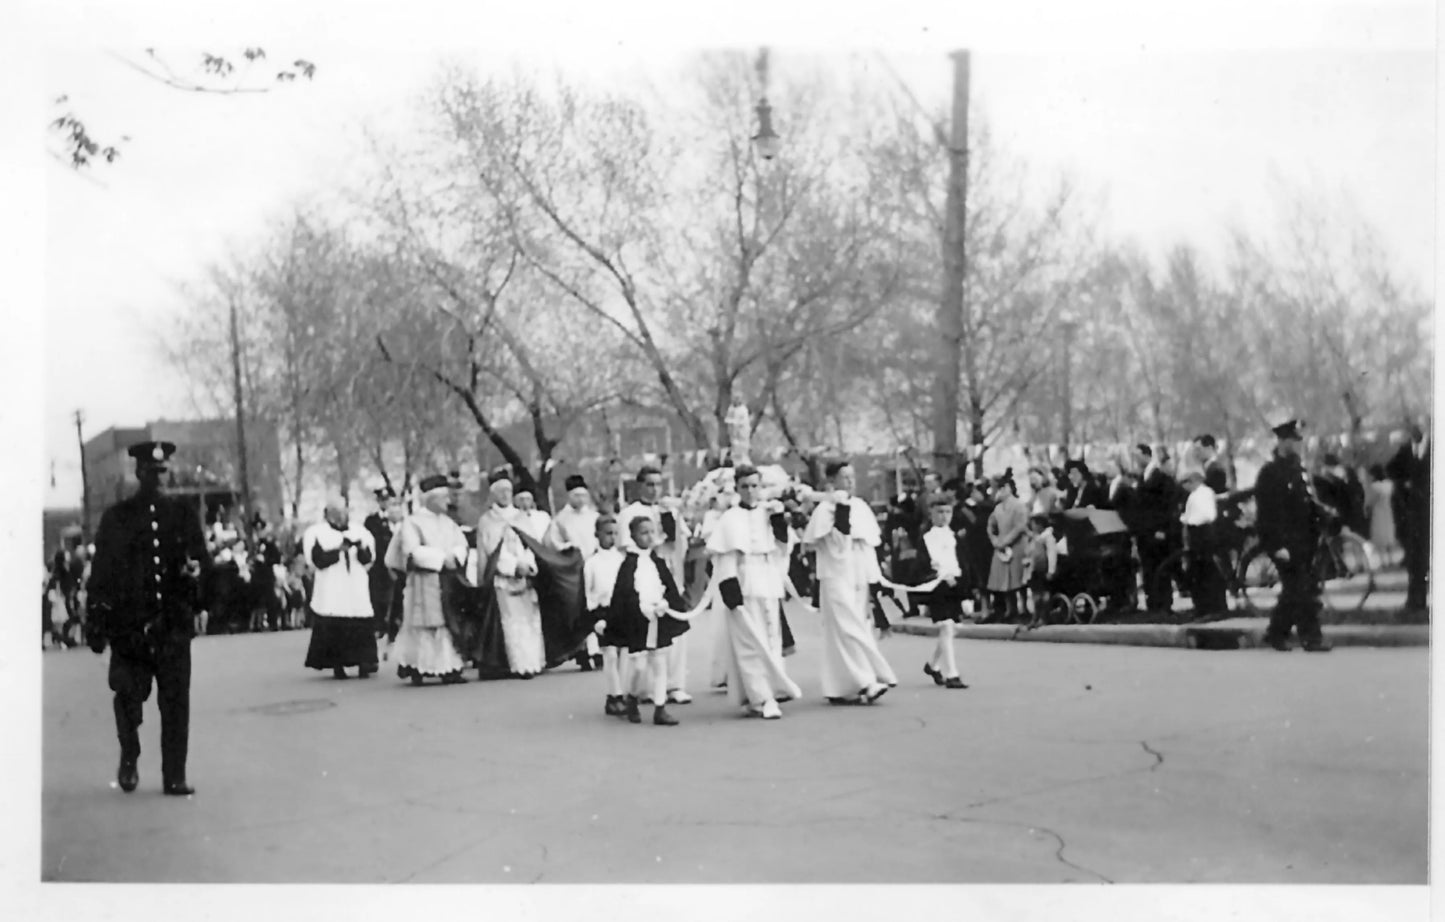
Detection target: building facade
<box><xmin>82</xmin><ymin>418</ymin><xmax>283</xmax><ymax>537</ymax></box>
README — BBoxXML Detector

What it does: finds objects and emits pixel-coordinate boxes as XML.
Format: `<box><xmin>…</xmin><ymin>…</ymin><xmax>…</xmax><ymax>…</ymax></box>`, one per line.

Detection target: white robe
<box><xmin>384</xmin><ymin>508</ymin><xmax>468</xmax><ymax>676</ymax></box>
<box><xmin>478</xmin><ymin>505</ymin><xmax>546</xmax><ymax>675</ymax></box>
<box><xmin>303</xmin><ymin>522</ymin><xmax>374</xmax><ymax>618</ymax></box>
<box><xmin>546</xmin><ymin>505</ymin><xmax>599</xmax><ymax>559</ymax></box>
<box><xmin>708</xmin><ymin>504</ymin><xmax>801</xmax><ymax>707</ymax></box>
<box><xmin>804</xmin><ymin>497</ymin><xmax>897</xmax><ymax>698</ymax></box>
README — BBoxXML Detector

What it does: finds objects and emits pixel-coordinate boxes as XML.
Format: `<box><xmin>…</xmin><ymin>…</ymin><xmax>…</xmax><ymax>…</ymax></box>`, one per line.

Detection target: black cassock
<box><xmin>443</xmin><ymin>527</ymin><xmax>594</xmax><ymax>677</ymax></box>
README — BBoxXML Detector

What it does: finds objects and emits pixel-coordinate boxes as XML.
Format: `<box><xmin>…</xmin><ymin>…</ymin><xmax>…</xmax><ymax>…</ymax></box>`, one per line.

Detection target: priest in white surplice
<box><xmin>803</xmin><ymin>460</ymin><xmax>897</xmax><ymax>704</ymax></box>
<box><xmin>616</xmin><ymin>464</ymin><xmax>694</xmax><ymax>704</ymax></box>
<box><xmin>477</xmin><ymin>471</ymin><xmax>546</xmax><ymax>678</ymax></box>
<box><xmin>385</xmin><ymin>474</ymin><xmax>470</xmax><ymax>685</ymax></box>
<box><xmin>707</xmin><ymin>466</ymin><xmax>802</xmax><ymax>719</ymax></box>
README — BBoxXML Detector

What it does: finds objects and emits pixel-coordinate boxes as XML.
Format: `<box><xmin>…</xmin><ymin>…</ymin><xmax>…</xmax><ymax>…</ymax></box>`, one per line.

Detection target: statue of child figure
<box><xmin>724</xmin><ymin>393</ymin><xmax>751</xmax><ymax>466</ymax></box>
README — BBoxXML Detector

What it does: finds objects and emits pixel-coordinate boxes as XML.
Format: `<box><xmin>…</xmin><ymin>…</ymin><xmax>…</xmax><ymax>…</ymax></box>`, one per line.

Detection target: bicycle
<box><xmin>1238</xmin><ymin>527</ymin><xmax>1377</xmax><ymax>615</ymax></box>
<box><xmin>1148</xmin><ymin>504</ymin><xmax>1257</xmax><ymax>621</ymax></box>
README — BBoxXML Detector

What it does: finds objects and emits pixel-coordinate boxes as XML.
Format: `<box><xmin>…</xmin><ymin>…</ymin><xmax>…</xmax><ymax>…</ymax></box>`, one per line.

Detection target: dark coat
<box><xmin>611</xmin><ymin>550</ymin><xmax>689</xmax><ymax>654</ymax></box>
<box><xmin>87</xmin><ymin>490</ymin><xmax>209</xmax><ymax>644</ymax></box>
<box><xmin>1385</xmin><ymin>440</ymin><xmax>1431</xmax><ymax>537</ymax></box>
<box><xmin>1133</xmin><ymin>466</ymin><xmax>1176</xmax><ymax>536</ymax></box>
<box><xmin>1254</xmin><ymin>451</ymin><xmax>1327</xmax><ymax>558</ymax></box>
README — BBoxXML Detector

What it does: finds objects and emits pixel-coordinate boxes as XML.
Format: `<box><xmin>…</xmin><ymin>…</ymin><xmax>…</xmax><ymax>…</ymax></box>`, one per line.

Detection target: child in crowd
<box><xmin>1024</xmin><ymin>514</ymin><xmax>1059</xmax><ymax>628</ymax></box>
<box><xmin>611</xmin><ymin>518</ymin><xmax>691</xmax><ymax>726</ymax></box>
<box><xmin>584</xmin><ymin>515</ymin><xmax>629</xmax><ymax>717</ymax></box>
<box><xmin>918</xmin><ymin>495</ymin><xmax>969</xmax><ymax>689</ymax></box>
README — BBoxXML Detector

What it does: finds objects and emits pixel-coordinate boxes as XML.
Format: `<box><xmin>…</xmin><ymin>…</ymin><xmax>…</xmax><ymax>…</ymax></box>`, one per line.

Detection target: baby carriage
<box><xmin>1045</xmin><ymin>509</ymin><xmax>1137</xmax><ymax>624</ymax></box>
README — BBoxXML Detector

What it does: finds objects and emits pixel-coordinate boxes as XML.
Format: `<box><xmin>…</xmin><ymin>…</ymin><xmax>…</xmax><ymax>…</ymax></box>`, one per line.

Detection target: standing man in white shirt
<box><xmin>1178</xmin><ymin>467</ymin><xmax>1226</xmax><ymax>618</ymax></box>
<box><xmin>616</xmin><ymin>465</ymin><xmax>694</xmax><ymax>704</ymax></box>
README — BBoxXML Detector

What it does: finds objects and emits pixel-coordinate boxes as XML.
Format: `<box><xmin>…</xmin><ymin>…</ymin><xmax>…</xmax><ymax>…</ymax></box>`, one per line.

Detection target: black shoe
<box><xmin>625</xmin><ymin>696</ymin><xmax>642</xmax><ymax>724</ymax></box>
<box><xmin>653</xmin><ymin>706</ymin><xmax>679</xmax><ymax>726</ymax></box>
<box><xmin>592</xmin><ymin>654</ymin><xmax>604</xmax><ymax>670</ymax></box>
<box><xmin>576</xmin><ymin>653</ymin><xmax>593</xmax><ymax>672</ymax></box>
<box><xmin>163</xmin><ymin>781</ymin><xmax>195</xmax><ymax>796</ymax></box>
<box><xmin>1264</xmin><ymin>636</ymin><xmax>1293</xmax><ymax>652</ymax></box>
<box><xmin>923</xmin><ymin>663</ymin><xmax>945</xmax><ymax>686</ymax></box>
<box><xmin>358</xmin><ymin>665</ymin><xmax>377</xmax><ymax>678</ymax></box>
<box><xmin>117</xmin><ymin>757</ymin><xmax>138</xmax><ymax>793</ymax></box>
<box><xmin>441</xmin><ymin>672</ymin><xmax>469</xmax><ymax>685</ymax></box>
<box><xmin>333</xmin><ymin>667</ymin><xmax>349</xmax><ymax>679</ymax></box>
<box><xmin>1302</xmin><ymin>641</ymin><xmax>1334</xmax><ymax>653</ymax></box>
<box><xmin>604</xmin><ymin>695</ymin><xmax>626</xmax><ymax>717</ymax></box>
<box><xmin>409</xmin><ymin>673</ymin><xmax>425</xmax><ymax>686</ymax></box>
<box><xmin>944</xmin><ymin>676</ymin><xmax>969</xmax><ymax>689</ymax></box>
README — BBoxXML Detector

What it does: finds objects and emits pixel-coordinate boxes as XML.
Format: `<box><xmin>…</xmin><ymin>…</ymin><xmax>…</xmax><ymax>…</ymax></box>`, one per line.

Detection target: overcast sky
<box><xmin>9</xmin><ymin>0</ymin><xmax>1437</xmax><ymax>511</ymax></box>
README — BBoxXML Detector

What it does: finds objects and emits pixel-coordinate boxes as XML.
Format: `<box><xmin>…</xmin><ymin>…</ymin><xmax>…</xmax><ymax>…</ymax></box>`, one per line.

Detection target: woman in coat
<box><xmin>1364</xmin><ymin>463</ymin><xmax>1398</xmax><ymax>567</ymax></box>
<box><xmin>986</xmin><ymin>472</ymin><xmax>1029</xmax><ymax>622</ymax></box>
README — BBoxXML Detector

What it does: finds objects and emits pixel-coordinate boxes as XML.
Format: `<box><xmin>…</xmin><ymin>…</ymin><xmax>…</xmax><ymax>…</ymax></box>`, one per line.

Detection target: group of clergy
<box><xmin>301</xmin><ymin>458</ymin><xmax>964</xmax><ymax>721</ymax></box>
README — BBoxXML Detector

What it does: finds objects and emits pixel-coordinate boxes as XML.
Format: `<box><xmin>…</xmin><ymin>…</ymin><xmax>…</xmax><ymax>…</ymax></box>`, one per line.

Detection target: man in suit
<box><xmin>86</xmin><ymin>441</ymin><xmax>210</xmax><ymax>795</ymax></box>
<box><xmin>1132</xmin><ymin>444</ymin><xmax>1175</xmax><ymax>613</ymax></box>
<box><xmin>1255</xmin><ymin>420</ymin><xmax>1334</xmax><ymax>652</ymax></box>
<box><xmin>1386</xmin><ymin>423</ymin><xmax>1431</xmax><ymax>611</ymax></box>
<box><xmin>1194</xmin><ymin>434</ymin><xmax>1230</xmax><ymax>495</ymax></box>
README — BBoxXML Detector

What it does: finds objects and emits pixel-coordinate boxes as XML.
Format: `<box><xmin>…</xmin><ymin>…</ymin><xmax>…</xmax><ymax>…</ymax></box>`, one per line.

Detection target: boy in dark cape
<box><xmin>611</xmin><ymin>518</ymin><xmax>691</xmax><ymax>726</ymax></box>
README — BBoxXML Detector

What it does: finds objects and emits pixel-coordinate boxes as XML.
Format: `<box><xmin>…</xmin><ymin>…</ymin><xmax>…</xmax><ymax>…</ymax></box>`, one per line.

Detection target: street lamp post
<box><xmin>752</xmin><ymin>49</ymin><xmax>780</xmax><ymax>160</ymax></box>
<box><xmin>1060</xmin><ymin>310</ymin><xmax>1080</xmax><ymax>455</ymax></box>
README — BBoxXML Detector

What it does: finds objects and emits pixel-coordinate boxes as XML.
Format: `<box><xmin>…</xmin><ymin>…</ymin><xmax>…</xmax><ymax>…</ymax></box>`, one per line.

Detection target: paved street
<box><xmin>42</xmin><ymin>607</ymin><xmax>1427</xmax><ymax>884</ymax></box>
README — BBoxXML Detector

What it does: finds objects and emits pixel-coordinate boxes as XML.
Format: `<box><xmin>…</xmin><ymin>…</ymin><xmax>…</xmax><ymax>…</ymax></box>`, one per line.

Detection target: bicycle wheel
<box><xmin>1321</xmin><ymin>532</ymin><xmax>1377</xmax><ymax>613</ymax></box>
<box><xmin>1149</xmin><ymin>550</ymin><xmax>1188</xmax><ymax>615</ymax></box>
<box><xmin>1239</xmin><ymin>546</ymin><xmax>1280</xmax><ymax>616</ymax></box>
<box><xmin>1071</xmin><ymin>594</ymin><xmax>1101</xmax><ymax>624</ymax></box>
<box><xmin>1045</xmin><ymin>592</ymin><xmax>1074</xmax><ymax>626</ymax></box>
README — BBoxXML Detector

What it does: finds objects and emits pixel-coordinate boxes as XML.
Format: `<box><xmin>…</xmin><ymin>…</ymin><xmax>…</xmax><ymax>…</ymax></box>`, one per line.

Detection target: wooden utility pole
<box><xmin>73</xmin><ymin>409</ymin><xmax>91</xmax><ymax>540</ymax></box>
<box><xmin>228</xmin><ymin>297</ymin><xmax>253</xmax><ymax>539</ymax></box>
<box><xmin>932</xmin><ymin>50</ymin><xmax>970</xmax><ymax>480</ymax></box>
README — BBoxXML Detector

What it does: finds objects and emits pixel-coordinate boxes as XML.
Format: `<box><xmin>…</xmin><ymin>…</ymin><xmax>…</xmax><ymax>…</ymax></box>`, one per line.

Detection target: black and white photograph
<box><xmin>4</xmin><ymin>0</ymin><xmax>1435</xmax><ymax>919</ymax></box>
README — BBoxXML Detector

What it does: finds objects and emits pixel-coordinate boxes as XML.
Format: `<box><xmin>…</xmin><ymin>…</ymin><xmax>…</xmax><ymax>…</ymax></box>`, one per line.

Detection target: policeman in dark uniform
<box><xmin>86</xmin><ymin>441</ymin><xmax>209</xmax><ymax>794</ymax></box>
<box><xmin>1254</xmin><ymin>420</ymin><xmax>1334</xmax><ymax>653</ymax></box>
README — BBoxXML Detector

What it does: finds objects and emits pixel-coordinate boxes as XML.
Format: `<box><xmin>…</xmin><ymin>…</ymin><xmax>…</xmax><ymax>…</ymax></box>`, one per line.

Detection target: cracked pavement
<box><xmin>40</xmin><ymin>609</ymin><xmax>1427</xmax><ymax>883</ymax></box>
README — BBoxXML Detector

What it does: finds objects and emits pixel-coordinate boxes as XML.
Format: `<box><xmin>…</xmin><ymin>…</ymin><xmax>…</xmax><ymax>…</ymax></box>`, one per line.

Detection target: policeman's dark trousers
<box><xmin>1264</xmin><ymin>555</ymin><xmax>1324</xmax><ymax>646</ymax></box>
<box><xmin>109</xmin><ymin>642</ymin><xmax>191</xmax><ymax>785</ymax></box>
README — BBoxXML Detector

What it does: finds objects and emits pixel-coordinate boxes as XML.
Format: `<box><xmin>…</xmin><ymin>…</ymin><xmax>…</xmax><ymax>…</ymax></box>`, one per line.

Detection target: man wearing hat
<box><xmin>546</xmin><ymin>475</ymin><xmax>600</xmax><ymax>560</ymax></box>
<box><xmin>384</xmin><ymin>473</ymin><xmax>471</xmax><ymax>684</ymax></box>
<box><xmin>363</xmin><ymin>485</ymin><xmax>404</xmax><ymax>639</ymax></box>
<box><xmin>85</xmin><ymin>441</ymin><xmax>209</xmax><ymax>795</ymax></box>
<box><xmin>546</xmin><ymin>475</ymin><xmax>603</xmax><ymax>670</ymax></box>
<box><xmin>1254</xmin><ymin>420</ymin><xmax>1333</xmax><ymax>652</ymax></box>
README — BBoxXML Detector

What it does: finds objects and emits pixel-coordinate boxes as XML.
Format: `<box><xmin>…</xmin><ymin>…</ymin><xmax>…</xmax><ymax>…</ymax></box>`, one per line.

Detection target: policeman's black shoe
<box><xmin>117</xmin><ymin>757</ymin><xmax>139</xmax><ymax>793</ymax></box>
<box><xmin>1264</xmin><ymin>636</ymin><xmax>1293</xmax><ymax>652</ymax></box>
<box><xmin>1302</xmin><ymin>641</ymin><xmax>1334</xmax><ymax>653</ymax></box>
<box><xmin>163</xmin><ymin>781</ymin><xmax>196</xmax><ymax>797</ymax></box>
<box><xmin>923</xmin><ymin>663</ymin><xmax>945</xmax><ymax>686</ymax></box>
